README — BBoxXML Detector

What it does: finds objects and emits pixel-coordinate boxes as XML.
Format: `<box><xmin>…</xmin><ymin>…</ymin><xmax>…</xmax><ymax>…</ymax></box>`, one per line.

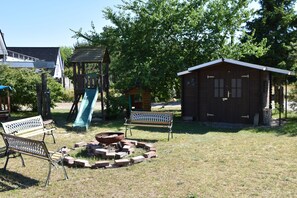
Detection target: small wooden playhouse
<box><xmin>126</xmin><ymin>87</ymin><xmax>151</xmax><ymax>111</ymax></box>
<box><xmin>178</xmin><ymin>59</ymin><xmax>295</xmax><ymax>125</ymax></box>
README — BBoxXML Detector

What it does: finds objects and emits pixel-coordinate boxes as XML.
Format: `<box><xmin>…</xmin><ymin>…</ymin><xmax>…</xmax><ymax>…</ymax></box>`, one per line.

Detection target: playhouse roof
<box><xmin>70</xmin><ymin>47</ymin><xmax>109</xmax><ymax>63</ymax></box>
<box><xmin>0</xmin><ymin>85</ymin><xmax>12</xmax><ymax>91</ymax></box>
<box><xmin>177</xmin><ymin>58</ymin><xmax>295</xmax><ymax>76</ymax></box>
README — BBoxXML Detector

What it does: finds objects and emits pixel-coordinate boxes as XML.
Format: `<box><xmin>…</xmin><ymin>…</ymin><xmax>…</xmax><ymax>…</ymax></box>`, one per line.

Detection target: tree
<box><xmin>245</xmin><ymin>0</ymin><xmax>297</xmax><ymax>70</ymax></box>
<box><xmin>60</xmin><ymin>46</ymin><xmax>74</xmax><ymax>81</ymax></box>
<box><xmin>73</xmin><ymin>0</ymin><xmax>267</xmax><ymax>100</ymax></box>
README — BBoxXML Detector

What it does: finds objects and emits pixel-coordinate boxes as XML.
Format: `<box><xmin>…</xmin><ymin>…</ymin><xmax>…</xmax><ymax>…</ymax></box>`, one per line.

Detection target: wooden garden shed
<box><xmin>177</xmin><ymin>59</ymin><xmax>295</xmax><ymax>125</ymax></box>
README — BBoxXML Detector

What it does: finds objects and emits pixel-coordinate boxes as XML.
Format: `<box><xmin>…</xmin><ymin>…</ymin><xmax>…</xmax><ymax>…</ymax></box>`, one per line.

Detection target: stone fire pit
<box><xmin>62</xmin><ymin>133</ymin><xmax>157</xmax><ymax>169</ymax></box>
<box><xmin>95</xmin><ymin>132</ymin><xmax>124</xmax><ymax>145</ymax></box>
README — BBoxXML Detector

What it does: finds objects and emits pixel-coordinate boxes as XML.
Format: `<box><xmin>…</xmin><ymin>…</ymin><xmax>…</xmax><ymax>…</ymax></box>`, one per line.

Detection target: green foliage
<box><xmin>47</xmin><ymin>76</ymin><xmax>65</xmax><ymax>105</ymax></box>
<box><xmin>289</xmin><ymin>82</ymin><xmax>297</xmax><ymax>111</ymax></box>
<box><xmin>244</xmin><ymin>0</ymin><xmax>297</xmax><ymax>70</ymax></box>
<box><xmin>73</xmin><ymin>0</ymin><xmax>267</xmax><ymax>100</ymax></box>
<box><xmin>0</xmin><ymin>65</ymin><xmax>64</xmax><ymax>111</ymax></box>
<box><xmin>61</xmin><ymin>89</ymin><xmax>74</xmax><ymax>102</ymax></box>
<box><xmin>60</xmin><ymin>46</ymin><xmax>73</xmax><ymax>68</ymax></box>
<box><xmin>60</xmin><ymin>46</ymin><xmax>74</xmax><ymax>81</ymax></box>
<box><xmin>64</xmin><ymin>67</ymin><xmax>73</xmax><ymax>81</ymax></box>
<box><xmin>106</xmin><ymin>91</ymin><xmax>129</xmax><ymax>119</ymax></box>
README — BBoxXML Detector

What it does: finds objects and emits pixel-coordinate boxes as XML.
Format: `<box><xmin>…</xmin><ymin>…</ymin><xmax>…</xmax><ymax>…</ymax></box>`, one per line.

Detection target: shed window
<box><xmin>134</xmin><ymin>94</ymin><xmax>142</xmax><ymax>103</ymax></box>
<box><xmin>231</xmin><ymin>79</ymin><xmax>242</xmax><ymax>98</ymax></box>
<box><xmin>214</xmin><ymin>79</ymin><xmax>224</xmax><ymax>98</ymax></box>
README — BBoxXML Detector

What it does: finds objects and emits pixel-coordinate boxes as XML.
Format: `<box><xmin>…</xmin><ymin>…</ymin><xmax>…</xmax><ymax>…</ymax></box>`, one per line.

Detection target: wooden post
<box><xmin>278</xmin><ymin>86</ymin><xmax>282</xmax><ymax>126</ymax></box>
<box><xmin>7</xmin><ymin>90</ymin><xmax>10</xmax><ymax>113</ymax></box>
<box><xmin>99</xmin><ymin>62</ymin><xmax>105</xmax><ymax>121</ymax></box>
<box><xmin>36</xmin><ymin>84</ymin><xmax>42</xmax><ymax>115</ymax></box>
<box><xmin>41</xmin><ymin>73</ymin><xmax>51</xmax><ymax>119</ymax></box>
<box><xmin>269</xmin><ymin>73</ymin><xmax>272</xmax><ymax>109</ymax></box>
<box><xmin>105</xmin><ymin>62</ymin><xmax>110</xmax><ymax>118</ymax></box>
<box><xmin>285</xmin><ymin>78</ymin><xmax>288</xmax><ymax>119</ymax></box>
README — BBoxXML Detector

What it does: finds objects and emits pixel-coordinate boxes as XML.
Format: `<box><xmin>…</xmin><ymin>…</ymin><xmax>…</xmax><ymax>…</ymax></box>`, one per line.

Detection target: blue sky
<box><xmin>0</xmin><ymin>0</ymin><xmax>122</xmax><ymax>47</ymax></box>
<box><xmin>1</xmin><ymin>1</ymin><xmax>294</xmax><ymax>48</ymax></box>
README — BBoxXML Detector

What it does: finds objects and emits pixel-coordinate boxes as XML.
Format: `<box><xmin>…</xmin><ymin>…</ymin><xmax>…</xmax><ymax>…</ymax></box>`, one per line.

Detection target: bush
<box><xmin>288</xmin><ymin>82</ymin><xmax>297</xmax><ymax>112</ymax></box>
<box><xmin>106</xmin><ymin>93</ymin><xmax>129</xmax><ymax>119</ymax></box>
<box><xmin>61</xmin><ymin>89</ymin><xmax>74</xmax><ymax>102</ymax></box>
<box><xmin>0</xmin><ymin>65</ymin><xmax>64</xmax><ymax>111</ymax></box>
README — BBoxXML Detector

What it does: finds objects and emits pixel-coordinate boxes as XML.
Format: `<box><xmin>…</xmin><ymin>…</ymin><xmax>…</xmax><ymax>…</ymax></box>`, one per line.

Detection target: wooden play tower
<box><xmin>67</xmin><ymin>47</ymin><xmax>110</xmax><ymax>121</ymax></box>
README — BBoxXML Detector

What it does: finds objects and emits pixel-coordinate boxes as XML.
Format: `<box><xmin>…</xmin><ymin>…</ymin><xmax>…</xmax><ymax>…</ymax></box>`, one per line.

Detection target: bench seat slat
<box><xmin>124</xmin><ymin>123</ymin><xmax>171</xmax><ymax>128</ymax></box>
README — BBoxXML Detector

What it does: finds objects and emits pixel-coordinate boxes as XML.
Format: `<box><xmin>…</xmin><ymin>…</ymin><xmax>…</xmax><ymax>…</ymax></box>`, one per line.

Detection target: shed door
<box><xmin>205</xmin><ymin>71</ymin><xmax>250</xmax><ymax>123</ymax></box>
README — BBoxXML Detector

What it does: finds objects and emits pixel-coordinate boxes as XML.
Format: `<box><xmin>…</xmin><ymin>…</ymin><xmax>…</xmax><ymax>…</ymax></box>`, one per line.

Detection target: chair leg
<box><xmin>3</xmin><ymin>155</ymin><xmax>10</xmax><ymax>170</ymax></box>
<box><xmin>125</xmin><ymin>126</ymin><xmax>127</xmax><ymax>137</ymax></box>
<box><xmin>45</xmin><ymin>163</ymin><xmax>52</xmax><ymax>186</ymax></box>
<box><xmin>42</xmin><ymin>133</ymin><xmax>46</xmax><ymax>142</ymax></box>
<box><xmin>51</xmin><ymin>131</ymin><xmax>56</xmax><ymax>144</ymax></box>
<box><xmin>130</xmin><ymin>128</ymin><xmax>132</xmax><ymax>136</ymax></box>
<box><xmin>168</xmin><ymin>128</ymin><xmax>173</xmax><ymax>141</ymax></box>
<box><xmin>61</xmin><ymin>161</ymin><xmax>69</xmax><ymax>180</ymax></box>
<box><xmin>19</xmin><ymin>153</ymin><xmax>25</xmax><ymax>167</ymax></box>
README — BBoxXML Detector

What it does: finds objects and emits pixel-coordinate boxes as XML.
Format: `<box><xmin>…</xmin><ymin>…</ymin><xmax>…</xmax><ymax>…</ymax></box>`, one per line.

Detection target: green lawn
<box><xmin>0</xmin><ymin>108</ymin><xmax>296</xmax><ymax>197</ymax></box>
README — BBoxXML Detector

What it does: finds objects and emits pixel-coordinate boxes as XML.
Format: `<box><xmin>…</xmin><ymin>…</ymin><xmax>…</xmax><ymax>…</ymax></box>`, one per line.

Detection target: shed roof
<box><xmin>177</xmin><ymin>58</ymin><xmax>295</xmax><ymax>76</ymax></box>
<box><xmin>70</xmin><ymin>47</ymin><xmax>109</xmax><ymax>63</ymax></box>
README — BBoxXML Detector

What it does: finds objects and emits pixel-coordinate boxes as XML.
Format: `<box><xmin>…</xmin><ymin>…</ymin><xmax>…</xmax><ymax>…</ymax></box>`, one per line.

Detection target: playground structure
<box><xmin>0</xmin><ymin>85</ymin><xmax>12</xmax><ymax>120</ymax></box>
<box><xmin>68</xmin><ymin>47</ymin><xmax>110</xmax><ymax>130</ymax></box>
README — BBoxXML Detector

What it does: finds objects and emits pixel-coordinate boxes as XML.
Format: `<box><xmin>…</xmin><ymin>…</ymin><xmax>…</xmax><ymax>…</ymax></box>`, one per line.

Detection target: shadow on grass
<box><xmin>16</xmin><ymin>110</ymin><xmax>296</xmax><ymax>137</ymax></box>
<box><xmin>0</xmin><ymin>169</ymin><xmax>39</xmax><ymax>191</ymax></box>
<box><xmin>51</xmin><ymin>112</ymin><xmax>244</xmax><ymax>135</ymax></box>
<box><xmin>246</xmin><ymin>117</ymin><xmax>297</xmax><ymax>137</ymax></box>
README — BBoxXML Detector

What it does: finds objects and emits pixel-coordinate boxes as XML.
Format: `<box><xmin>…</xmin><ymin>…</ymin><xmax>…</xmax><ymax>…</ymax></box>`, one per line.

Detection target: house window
<box><xmin>214</xmin><ymin>79</ymin><xmax>224</xmax><ymax>98</ymax></box>
<box><xmin>231</xmin><ymin>79</ymin><xmax>242</xmax><ymax>98</ymax></box>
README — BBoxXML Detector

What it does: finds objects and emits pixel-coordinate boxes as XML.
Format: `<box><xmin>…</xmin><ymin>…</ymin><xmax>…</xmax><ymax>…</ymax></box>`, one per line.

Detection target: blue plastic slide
<box><xmin>73</xmin><ymin>88</ymin><xmax>98</xmax><ymax>130</ymax></box>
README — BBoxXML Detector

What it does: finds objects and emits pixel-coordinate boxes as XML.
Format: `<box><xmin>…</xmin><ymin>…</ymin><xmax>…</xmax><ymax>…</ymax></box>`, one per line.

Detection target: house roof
<box><xmin>70</xmin><ymin>47</ymin><xmax>109</xmax><ymax>63</ymax></box>
<box><xmin>6</xmin><ymin>47</ymin><xmax>59</xmax><ymax>62</ymax></box>
<box><xmin>177</xmin><ymin>58</ymin><xmax>295</xmax><ymax>76</ymax></box>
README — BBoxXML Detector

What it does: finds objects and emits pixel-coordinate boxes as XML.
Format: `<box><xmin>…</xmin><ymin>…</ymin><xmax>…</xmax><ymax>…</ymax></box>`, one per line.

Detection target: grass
<box><xmin>0</xmin><ymin>106</ymin><xmax>297</xmax><ymax>197</ymax></box>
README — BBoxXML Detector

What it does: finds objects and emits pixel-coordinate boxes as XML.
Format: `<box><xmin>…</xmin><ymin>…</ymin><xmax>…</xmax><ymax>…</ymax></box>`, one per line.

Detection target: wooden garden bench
<box><xmin>1</xmin><ymin>115</ymin><xmax>56</xmax><ymax>143</ymax></box>
<box><xmin>124</xmin><ymin>111</ymin><xmax>173</xmax><ymax>141</ymax></box>
<box><xmin>1</xmin><ymin>133</ymin><xmax>68</xmax><ymax>186</ymax></box>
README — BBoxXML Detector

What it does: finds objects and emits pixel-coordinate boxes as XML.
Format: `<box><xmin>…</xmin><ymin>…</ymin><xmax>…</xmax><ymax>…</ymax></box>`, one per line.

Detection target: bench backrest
<box><xmin>1</xmin><ymin>133</ymin><xmax>50</xmax><ymax>160</ymax></box>
<box><xmin>130</xmin><ymin>111</ymin><xmax>173</xmax><ymax>125</ymax></box>
<box><xmin>1</xmin><ymin>115</ymin><xmax>44</xmax><ymax>135</ymax></box>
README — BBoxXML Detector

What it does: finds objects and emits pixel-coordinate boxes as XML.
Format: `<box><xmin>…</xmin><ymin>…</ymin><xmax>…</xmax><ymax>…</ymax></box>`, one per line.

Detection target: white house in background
<box><xmin>6</xmin><ymin>47</ymin><xmax>64</xmax><ymax>80</ymax></box>
<box><xmin>0</xmin><ymin>30</ymin><xmax>65</xmax><ymax>85</ymax></box>
<box><xmin>0</xmin><ymin>30</ymin><xmax>8</xmax><ymax>61</ymax></box>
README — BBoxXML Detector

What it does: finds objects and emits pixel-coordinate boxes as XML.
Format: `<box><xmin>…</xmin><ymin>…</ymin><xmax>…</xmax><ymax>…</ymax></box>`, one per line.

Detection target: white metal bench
<box><xmin>124</xmin><ymin>111</ymin><xmax>173</xmax><ymax>141</ymax></box>
<box><xmin>1</xmin><ymin>133</ymin><xmax>68</xmax><ymax>186</ymax></box>
<box><xmin>1</xmin><ymin>115</ymin><xmax>56</xmax><ymax>143</ymax></box>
